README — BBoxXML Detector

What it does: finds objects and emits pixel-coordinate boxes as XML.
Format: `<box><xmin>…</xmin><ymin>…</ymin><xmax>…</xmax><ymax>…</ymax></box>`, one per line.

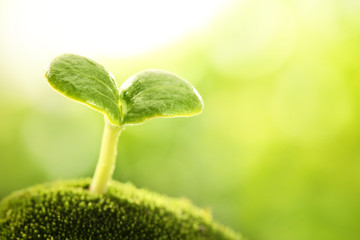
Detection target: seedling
<box><xmin>0</xmin><ymin>54</ymin><xmax>241</xmax><ymax>239</ymax></box>
<box><xmin>44</xmin><ymin>53</ymin><xmax>204</xmax><ymax>194</ymax></box>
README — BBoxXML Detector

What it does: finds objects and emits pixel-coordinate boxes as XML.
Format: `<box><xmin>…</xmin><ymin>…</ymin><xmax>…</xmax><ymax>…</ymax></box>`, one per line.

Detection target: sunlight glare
<box><xmin>1</xmin><ymin>0</ymin><xmax>233</xmax><ymax>57</ymax></box>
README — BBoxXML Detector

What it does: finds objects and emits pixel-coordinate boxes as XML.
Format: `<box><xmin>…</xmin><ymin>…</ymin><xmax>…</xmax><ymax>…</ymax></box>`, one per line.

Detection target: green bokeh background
<box><xmin>1</xmin><ymin>1</ymin><xmax>360</xmax><ymax>239</ymax></box>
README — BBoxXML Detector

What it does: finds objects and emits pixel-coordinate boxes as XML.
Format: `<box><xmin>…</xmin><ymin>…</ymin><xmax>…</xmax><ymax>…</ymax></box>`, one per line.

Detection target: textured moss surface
<box><xmin>0</xmin><ymin>179</ymin><xmax>241</xmax><ymax>240</ymax></box>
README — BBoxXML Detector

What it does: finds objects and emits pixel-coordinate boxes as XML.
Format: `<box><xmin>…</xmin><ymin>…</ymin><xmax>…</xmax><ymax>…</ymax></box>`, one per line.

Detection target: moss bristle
<box><xmin>0</xmin><ymin>179</ymin><xmax>241</xmax><ymax>240</ymax></box>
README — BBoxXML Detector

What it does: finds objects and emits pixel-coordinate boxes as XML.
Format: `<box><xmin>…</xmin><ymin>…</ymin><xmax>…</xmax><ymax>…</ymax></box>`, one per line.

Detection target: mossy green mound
<box><xmin>0</xmin><ymin>179</ymin><xmax>241</xmax><ymax>240</ymax></box>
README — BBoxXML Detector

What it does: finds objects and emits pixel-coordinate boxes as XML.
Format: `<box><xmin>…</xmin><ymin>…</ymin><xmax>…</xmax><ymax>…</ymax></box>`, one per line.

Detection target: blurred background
<box><xmin>1</xmin><ymin>0</ymin><xmax>360</xmax><ymax>239</ymax></box>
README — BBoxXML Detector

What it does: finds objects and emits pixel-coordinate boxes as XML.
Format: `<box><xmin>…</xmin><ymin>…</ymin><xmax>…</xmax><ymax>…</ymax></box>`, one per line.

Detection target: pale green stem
<box><xmin>90</xmin><ymin>118</ymin><xmax>123</xmax><ymax>194</ymax></box>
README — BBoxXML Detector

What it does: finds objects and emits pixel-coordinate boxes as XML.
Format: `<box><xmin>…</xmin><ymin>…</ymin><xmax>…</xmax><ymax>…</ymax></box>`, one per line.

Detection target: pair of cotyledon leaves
<box><xmin>45</xmin><ymin>54</ymin><xmax>203</xmax><ymax>126</ymax></box>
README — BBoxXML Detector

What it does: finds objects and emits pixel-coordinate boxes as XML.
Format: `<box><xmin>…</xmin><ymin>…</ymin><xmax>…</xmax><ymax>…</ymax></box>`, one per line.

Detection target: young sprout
<box><xmin>45</xmin><ymin>53</ymin><xmax>203</xmax><ymax>194</ymax></box>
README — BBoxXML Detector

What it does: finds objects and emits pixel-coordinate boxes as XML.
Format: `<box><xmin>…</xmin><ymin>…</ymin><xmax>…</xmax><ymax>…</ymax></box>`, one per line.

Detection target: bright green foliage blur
<box><xmin>1</xmin><ymin>1</ymin><xmax>360</xmax><ymax>240</ymax></box>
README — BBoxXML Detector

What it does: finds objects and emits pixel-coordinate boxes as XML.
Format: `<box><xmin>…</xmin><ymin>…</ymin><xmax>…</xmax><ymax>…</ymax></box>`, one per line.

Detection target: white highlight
<box><xmin>1</xmin><ymin>0</ymin><xmax>233</xmax><ymax>57</ymax></box>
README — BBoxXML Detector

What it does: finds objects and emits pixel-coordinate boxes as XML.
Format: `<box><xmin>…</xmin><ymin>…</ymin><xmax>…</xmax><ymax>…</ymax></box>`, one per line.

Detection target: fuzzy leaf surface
<box><xmin>45</xmin><ymin>54</ymin><xmax>121</xmax><ymax>125</ymax></box>
<box><xmin>120</xmin><ymin>70</ymin><xmax>203</xmax><ymax>125</ymax></box>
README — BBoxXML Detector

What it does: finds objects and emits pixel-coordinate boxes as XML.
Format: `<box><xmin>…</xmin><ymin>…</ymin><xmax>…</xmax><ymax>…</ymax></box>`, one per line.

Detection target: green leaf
<box><xmin>45</xmin><ymin>54</ymin><xmax>122</xmax><ymax>125</ymax></box>
<box><xmin>120</xmin><ymin>70</ymin><xmax>203</xmax><ymax>125</ymax></box>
